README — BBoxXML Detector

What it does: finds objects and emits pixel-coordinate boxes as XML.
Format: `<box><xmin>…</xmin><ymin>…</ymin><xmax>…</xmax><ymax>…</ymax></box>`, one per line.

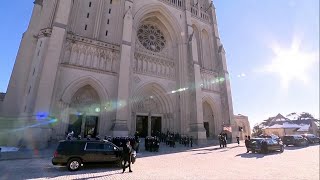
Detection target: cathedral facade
<box><xmin>1</xmin><ymin>0</ymin><xmax>236</xmax><ymax>146</ymax></box>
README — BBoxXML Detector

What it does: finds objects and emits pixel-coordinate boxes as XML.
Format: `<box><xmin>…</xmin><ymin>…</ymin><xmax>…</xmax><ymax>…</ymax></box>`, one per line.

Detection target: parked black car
<box><xmin>248</xmin><ymin>138</ymin><xmax>284</xmax><ymax>154</ymax></box>
<box><xmin>301</xmin><ymin>134</ymin><xmax>320</xmax><ymax>144</ymax></box>
<box><xmin>52</xmin><ymin>140</ymin><xmax>129</xmax><ymax>171</ymax></box>
<box><xmin>282</xmin><ymin>135</ymin><xmax>309</xmax><ymax>147</ymax></box>
<box><xmin>259</xmin><ymin>134</ymin><xmax>281</xmax><ymax>141</ymax></box>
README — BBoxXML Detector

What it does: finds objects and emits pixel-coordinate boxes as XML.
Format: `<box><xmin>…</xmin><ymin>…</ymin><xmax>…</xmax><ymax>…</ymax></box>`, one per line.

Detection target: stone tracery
<box><xmin>137</xmin><ymin>24</ymin><xmax>166</xmax><ymax>52</ymax></box>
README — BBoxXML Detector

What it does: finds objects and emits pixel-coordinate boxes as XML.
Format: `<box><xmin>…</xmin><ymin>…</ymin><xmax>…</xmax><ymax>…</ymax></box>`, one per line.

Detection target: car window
<box><xmin>57</xmin><ymin>142</ymin><xmax>84</xmax><ymax>152</ymax></box>
<box><xmin>105</xmin><ymin>143</ymin><xmax>116</xmax><ymax>151</ymax></box>
<box><xmin>86</xmin><ymin>143</ymin><xmax>104</xmax><ymax>150</ymax></box>
<box><xmin>266</xmin><ymin>139</ymin><xmax>273</xmax><ymax>144</ymax></box>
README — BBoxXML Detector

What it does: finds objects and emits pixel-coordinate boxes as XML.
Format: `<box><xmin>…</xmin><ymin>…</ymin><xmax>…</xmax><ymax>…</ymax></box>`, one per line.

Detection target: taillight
<box><xmin>54</xmin><ymin>151</ymin><xmax>59</xmax><ymax>157</ymax></box>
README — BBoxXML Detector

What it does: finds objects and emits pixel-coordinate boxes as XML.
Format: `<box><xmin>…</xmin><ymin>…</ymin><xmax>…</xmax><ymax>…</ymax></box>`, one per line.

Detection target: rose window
<box><xmin>137</xmin><ymin>24</ymin><xmax>166</xmax><ymax>52</ymax></box>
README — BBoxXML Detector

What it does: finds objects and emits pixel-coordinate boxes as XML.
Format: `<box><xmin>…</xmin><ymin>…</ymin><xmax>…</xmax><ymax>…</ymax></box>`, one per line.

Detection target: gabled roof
<box><xmin>264</xmin><ymin>113</ymin><xmax>289</xmax><ymax>126</ymax></box>
<box><xmin>263</xmin><ymin>122</ymin><xmax>310</xmax><ymax>131</ymax></box>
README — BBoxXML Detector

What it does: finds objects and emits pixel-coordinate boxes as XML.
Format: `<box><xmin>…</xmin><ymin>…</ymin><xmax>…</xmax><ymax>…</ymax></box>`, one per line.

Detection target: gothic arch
<box><xmin>69</xmin><ymin>85</ymin><xmax>100</xmax><ymax>115</ymax></box>
<box><xmin>61</xmin><ymin>76</ymin><xmax>109</xmax><ymax>105</ymax></box>
<box><xmin>202</xmin><ymin>96</ymin><xmax>218</xmax><ymax>137</ymax></box>
<box><xmin>131</xmin><ymin>82</ymin><xmax>173</xmax><ymax>114</ymax></box>
<box><xmin>133</xmin><ymin>3</ymin><xmax>183</xmax><ymax>44</ymax></box>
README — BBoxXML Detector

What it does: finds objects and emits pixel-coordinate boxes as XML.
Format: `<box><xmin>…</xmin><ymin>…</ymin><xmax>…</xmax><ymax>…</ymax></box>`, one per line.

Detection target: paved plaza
<box><xmin>0</xmin><ymin>143</ymin><xmax>319</xmax><ymax>180</ymax></box>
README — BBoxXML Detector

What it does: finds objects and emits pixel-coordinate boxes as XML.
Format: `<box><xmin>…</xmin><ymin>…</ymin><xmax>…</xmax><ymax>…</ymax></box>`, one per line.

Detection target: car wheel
<box><xmin>67</xmin><ymin>158</ymin><xmax>81</xmax><ymax>171</ymax></box>
<box><xmin>116</xmin><ymin>159</ymin><xmax>124</xmax><ymax>168</ymax></box>
<box><xmin>263</xmin><ymin>150</ymin><xmax>268</xmax><ymax>154</ymax></box>
<box><xmin>280</xmin><ymin>146</ymin><xmax>284</xmax><ymax>153</ymax></box>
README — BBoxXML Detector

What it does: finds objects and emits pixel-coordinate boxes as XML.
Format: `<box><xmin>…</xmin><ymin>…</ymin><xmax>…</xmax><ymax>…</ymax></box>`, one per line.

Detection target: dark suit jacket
<box><xmin>245</xmin><ymin>139</ymin><xmax>250</xmax><ymax>147</ymax></box>
<box><xmin>122</xmin><ymin>145</ymin><xmax>132</xmax><ymax>160</ymax></box>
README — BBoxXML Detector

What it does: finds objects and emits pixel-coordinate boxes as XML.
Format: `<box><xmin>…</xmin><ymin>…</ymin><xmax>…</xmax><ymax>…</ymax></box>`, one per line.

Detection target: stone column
<box><xmin>185</xmin><ymin>0</ymin><xmax>207</xmax><ymax>144</ymax></box>
<box><xmin>33</xmin><ymin>0</ymin><xmax>73</xmax><ymax>113</ymax></box>
<box><xmin>148</xmin><ymin>112</ymin><xmax>152</xmax><ymax>136</ymax></box>
<box><xmin>112</xmin><ymin>1</ymin><xmax>133</xmax><ymax>137</ymax></box>
<box><xmin>219</xmin><ymin>47</ymin><xmax>236</xmax><ymax>142</ymax></box>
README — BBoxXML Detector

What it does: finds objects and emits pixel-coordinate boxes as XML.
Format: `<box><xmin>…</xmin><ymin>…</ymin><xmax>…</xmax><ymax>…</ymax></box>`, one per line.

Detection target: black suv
<box><xmin>282</xmin><ymin>135</ymin><xmax>309</xmax><ymax>147</ymax></box>
<box><xmin>301</xmin><ymin>134</ymin><xmax>320</xmax><ymax>144</ymax></box>
<box><xmin>248</xmin><ymin>138</ymin><xmax>284</xmax><ymax>154</ymax></box>
<box><xmin>52</xmin><ymin>140</ymin><xmax>124</xmax><ymax>171</ymax></box>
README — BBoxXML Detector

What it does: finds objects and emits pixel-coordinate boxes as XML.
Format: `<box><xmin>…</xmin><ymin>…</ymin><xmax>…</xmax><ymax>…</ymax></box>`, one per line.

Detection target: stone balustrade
<box><xmin>158</xmin><ymin>0</ymin><xmax>185</xmax><ymax>10</ymax></box>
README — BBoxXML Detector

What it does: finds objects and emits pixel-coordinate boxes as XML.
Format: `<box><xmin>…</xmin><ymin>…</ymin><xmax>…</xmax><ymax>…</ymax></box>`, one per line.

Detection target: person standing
<box><xmin>236</xmin><ymin>136</ymin><xmax>240</xmax><ymax>146</ymax></box>
<box><xmin>134</xmin><ymin>132</ymin><xmax>140</xmax><ymax>153</ymax></box>
<box><xmin>244</xmin><ymin>136</ymin><xmax>250</xmax><ymax>153</ymax></box>
<box><xmin>224</xmin><ymin>135</ymin><xmax>227</xmax><ymax>147</ymax></box>
<box><xmin>218</xmin><ymin>134</ymin><xmax>222</xmax><ymax>148</ymax></box>
<box><xmin>122</xmin><ymin>140</ymin><xmax>133</xmax><ymax>173</ymax></box>
<box><xmin>261</xmin><ymin>140</ymin><xmax>268</xmax><ymax>154</ymax></box>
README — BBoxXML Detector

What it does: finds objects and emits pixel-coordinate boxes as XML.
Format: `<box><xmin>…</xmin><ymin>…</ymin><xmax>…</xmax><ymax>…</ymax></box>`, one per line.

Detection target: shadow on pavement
<box><xmin>136</xmin><ymin>141</ymin><xmax>224</xmax><ymax>158</ymax></box>
<box><xmin>235</xmin><ymin>151</ymin><xmax>282</xmax><ymax>159</ymax></box>
<box><xmin>284</xmin><ymin>145</ymin><xmax>309</xmax><ymax>150</ymax></box>
<box><xmin>0</xmin><ymin>142</ymin><xmax>246</xmax><ymax>180</ymax></box>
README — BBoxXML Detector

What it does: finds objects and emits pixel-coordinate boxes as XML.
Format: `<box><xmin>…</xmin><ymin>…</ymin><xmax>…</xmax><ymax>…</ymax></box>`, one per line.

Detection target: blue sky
<box><xmin>214</xmin><ymin>0</ymin><xmax>319</xmax><ymax>125</ymax></box>
<box><xmin>0</xmin><ymin>1</ymin><xmax>319</xmax><ymax>126</ymax></box>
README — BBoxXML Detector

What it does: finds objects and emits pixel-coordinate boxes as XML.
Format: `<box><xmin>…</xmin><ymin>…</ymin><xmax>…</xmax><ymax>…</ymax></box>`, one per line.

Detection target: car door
<box><xmin>271</xmin><ymin>139</ymin><xmax>280</xmax><ymax>150</ymax></box>
<box><xmin>102</xmin><ymin>143</ymin><xmax>119</xmax><ymax>162</ymax></box>
<box><xmin>267</xmin><ymin>139</ymin><xmax>276</xmax><ymax>151</ymax></box>
<box><xmin>84</xmin><ymin>142</ymin><xmax>105</xmax><ymax>162</ymax></box>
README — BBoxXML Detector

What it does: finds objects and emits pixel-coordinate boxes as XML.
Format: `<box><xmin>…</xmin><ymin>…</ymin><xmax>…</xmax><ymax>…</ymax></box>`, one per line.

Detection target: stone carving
<box><xmin>133</xmin><ymin>52</ymin><xmax>175</xmax><ymax>79</ymax></box>
<box><xmin>200</xmin><ymin>69</ymin><xmax>221</xmax><ymax>92</ymax></box>
<box><xmin>136</xmin><ymin>97</ymin><xmax>159</xmax><ymax>113</ymax></box>
<box><xmin>62</xmin><ymin>41</ymin><xmax>120</xmax><ymax>73</ymax></box>
<box><xmin>133</xmin><ymin>76</ymin><xmax>141</xmax><ymax>84</ymax></box>
<box><xmin>137</xmin><ymin>24</ymin><xmax>166</xmax><ymax>52</ymax></box>
<box><xmin>167</xmin><ymin>82</ymin><xmax>175</xmax><ymax>91</ymax></box>
<box><xmin>70</xmin><ymin>85</ymin><xmax>100</xmax><ymax>113</ymax></box>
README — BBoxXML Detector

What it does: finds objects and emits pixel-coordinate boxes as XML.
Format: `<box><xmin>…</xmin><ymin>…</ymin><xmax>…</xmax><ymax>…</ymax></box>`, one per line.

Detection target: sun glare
<box><xmin>263</xmin><ymin>37</ymin><xmax>318</xmax><ymax>88</ymax></box>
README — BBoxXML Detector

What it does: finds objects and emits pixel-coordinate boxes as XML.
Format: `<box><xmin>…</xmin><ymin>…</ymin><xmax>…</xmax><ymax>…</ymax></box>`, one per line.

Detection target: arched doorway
<box><xmin>203</xmin><ymin>101</ymin><xmax>215</xmax><ymax>138</ymax></box>
<box><xmin>68</xmin><ymin>85</ymin><xmax>101</xmax><ymax>138</ymax></box>
<box><xmin>131</xmin><ymin>82</ymin><xmax>173</xmax><ymax>137</ymax></box>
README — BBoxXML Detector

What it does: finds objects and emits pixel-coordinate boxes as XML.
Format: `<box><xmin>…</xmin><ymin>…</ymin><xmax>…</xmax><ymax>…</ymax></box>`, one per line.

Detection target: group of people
<box><xmin>218</xmin><ymin>133</ymin><xmax>228</xmax><ymax>148</ymax></box>
<box><xmin>145</xmin><ymin>136</ymin><xmax>160</xmax><ymax>152</ymax></box>
<box><xmin>156</xmin><ymin>131</ymin><xmax>193</xmax><ymax>148</ymax></box>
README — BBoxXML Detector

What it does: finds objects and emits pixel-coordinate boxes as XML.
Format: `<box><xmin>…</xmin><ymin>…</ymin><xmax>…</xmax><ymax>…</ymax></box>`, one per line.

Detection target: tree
<box><xmin>252</xmin><ymin>123</ymin><xmax>263</xmax><ymax>137</ymax></box>
<box><xmin>298</xmin><ymin>112</ymin><xmax>315</xmax><ymax>120</ymax></box>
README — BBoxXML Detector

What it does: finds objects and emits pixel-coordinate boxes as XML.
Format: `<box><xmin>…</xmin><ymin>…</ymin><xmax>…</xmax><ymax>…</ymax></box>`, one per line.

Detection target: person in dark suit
<box><xmin>236</xmin><ymin>136</ymin><xmax>240</xmax><ymax>146</ymax></box>
<box><xmin>261</xmin><ymin>140</ymin><xmax>268</xmax><ymax>154</ymax></box>
<box><xmin>244</xmin><ymin>136</ymin><xmax>250</xmax><ymax>153</ymax></box>
<box><xmin>218</xmin><ymin>134</ymin><xmax>223</xmax><ymax>148</ymax></box>
<box><xmin>122</xmin><ymin>140</ymin><xmax>133</xmax><ymax>173</ymax></box>
<box><xmin>223</xmin><ymin>133</ymin><xmax>228</xmax><ymax>147</ymax></box>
